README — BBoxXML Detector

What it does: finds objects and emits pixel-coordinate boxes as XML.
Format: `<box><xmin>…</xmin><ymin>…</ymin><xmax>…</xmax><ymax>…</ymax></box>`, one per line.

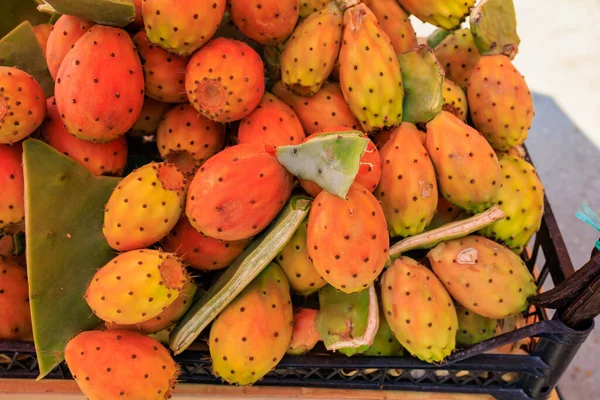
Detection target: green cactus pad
<box><xmin>426</xmin><ymin>28</ymin><xmax>452</xmax><ymax>49</ymax></box>
<box><xmin>0</xmin><ymin>0</ymin><xmax>50</xmax><ymax>38</ymax></box>
<box><xmin>276</xmin><ymin>132</ymin><xmax>368</xmax><ymax>199</ymax></box>
<box><xmin>170</xmin><ymin>196</ymin><xmax>312</xmax><ymax>355</ymax></box>
<box><xmin>39</xmin><ymin>0</ymin><xmax>135</xmax><ymax>27</ymax></box>
<box><xmin>398</xmin><ymin>45</ymin><xmax>444</xmax><ymax>124</ymax></box>
<box><xmin>0</xmin><ymin>21</ymin><xmax>54</xmax><ymax>97</ymax></box>
<box><xmin>23</xmin><ymin>139</ymin><xmax>120</xmax><ymax>379</ymax></box>
<box><xmin>470</xmin><ymin>0</ymin><xmax>520</xmax><ymax>59</ymax></box>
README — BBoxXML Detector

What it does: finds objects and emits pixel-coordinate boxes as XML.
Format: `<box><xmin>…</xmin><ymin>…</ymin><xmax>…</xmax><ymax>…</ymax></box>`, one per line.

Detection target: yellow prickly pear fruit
<box><xmin>363</xmin><ymin>0</ymin><xmax>417</xmax><ymax>55</ymax></box>
<box><xmin>396</xmin><ymin>0</ymin><xmax>475</xmax><ymax>30</ymax></box>
<box><xmin>442</xmin><ymin>79</ymin><xmax>469</xmax><ymax>122</ymax></box>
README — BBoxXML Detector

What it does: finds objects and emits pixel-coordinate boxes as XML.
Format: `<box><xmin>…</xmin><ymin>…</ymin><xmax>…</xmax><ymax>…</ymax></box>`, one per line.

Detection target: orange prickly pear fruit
<box><xmin>32</xmin><ymin>24</ymin><xmax>52</xmax><ymax>54</ymax></box>
<box><xmin>0</xmin><ymin>259</ymin><xmax>32</xmax><ymax>340</ymax></box>
<box><xmin>396</xmin><ymin>0</ymin><xmax>475</xmax><ymax>30</ymax></box>
<box><xmin>300</xmin><ymin>0</ymin><xmax>332</xmax><ymax>18</ymax></box>
<box><xmin>129</xmin><ymin>97</ymin><xmax>170</xmax><ymax>137</ymax></box>
<box><xmin>363</xmin><ymin>0</ymin><xmax>417</xmax><ymax>55</ymax></box>
<box><xmin>45</xmin><ymin>15</ymin><xmax>94</xmax><ymax>79</ymax></box>
<box><xmin>442</xmin><ymin>79</ymin><xmax>469</xmax><ymax>122</ymax></box>
<box><xmin>228</xmin><ymin>0</ymin><xmax>299</xmax><ymax>45</ymax></box>
<box><xmin>434</xmin><ymin>28</ymin><xmax>481</xmax><ymax>88</ymax></box>
<box><xmin>426</xmin><ymin>197</ymin><xmax>464</xmax><ymax>231</ymax></box>
<box><xmin>0</xmin><ymin>143</ymin><xmax>24</xmax><ymax>233</ymax></box>
<box><xmin>287</xmin><ymin>307</ymin><xmax>321</xmax><ymax>355</ymax></box>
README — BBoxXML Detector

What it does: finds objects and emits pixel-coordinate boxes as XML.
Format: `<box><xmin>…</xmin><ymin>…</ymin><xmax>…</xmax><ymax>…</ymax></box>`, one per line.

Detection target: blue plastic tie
<box><xmin>575</xmin><ymin>204</ymin><xmax>600</xmax><ymax>251</ymax></box>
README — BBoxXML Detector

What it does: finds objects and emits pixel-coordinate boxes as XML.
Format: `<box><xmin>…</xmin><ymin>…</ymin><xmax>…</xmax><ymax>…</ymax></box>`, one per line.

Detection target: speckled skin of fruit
<box><xmin>455</xmin><ymin>303</ymin><xmax>497</xmax><ymax>346</ymax></box>
<box><xmin>209</xmin><ymin>263</ymin><xmax>293</xmax><ymax>385</ymax></box>
<box><xmin>129</xmin><ymin>97</ymin><xmax>170</xmax><ymax>137</ymax></box>
<box><xmin>186</xmin><ymin>38</ymin><xmax>265</xmax><ymax>123</ymax></box>
<box><xmin>133</xmin><ymin>31</ymin><xmax>188</xmax><ymax>104</ymax></box>
<box><xmin>442</xmin><ymin>79</ymin><xmax>468</xmax><ymax>121</ymax></box>
<box><xmin>0</xmin><ymin>259</ymin><xmax>32</xmax><ymax>340</ymax></box>
<box><xmin>426</xmin><ymin>111</ymin><xmax>502</xmax><ymax>213</ymax></box>
<box><xmin>272</xmin><ymin>81</ymin><xmax>360</xmax><ymax>135</ymax></box>
<box><xmin>162</xmin><ymin>216</ymin><xmax>249</xmax><ymax>271</ymax></box>
<box><xmin>381</xmin><ymin>256</ymin><xmax>458</xmax><ymax>362</ymax></box>
<box><xmin>0</xmin><ymin>67</ymin><xmax>46</xmax><ymax>144</ymax></box>
<box><xmin>376</xmin><ymin>123</ymin><xmax>438</xmax><ymax>237</ymax></box>
<box><xmin>468</xmin><ymin>55</ymin><xmax>535</xmax><ymax>150</ymax></box>
<box><xmin>287</xmin><ymin>307</ymin><xmax>321</xmax><ymax>355</ymax></box>
<box><xmin>364</xmin><ymin>309</ymin><xmax>403</xmax><ymax>356</ymax></box>
<box><xmin>307</xmin><ymin>182</ymin><xmax>389</xmax><ymax>293</ymax></box>
<box><xmin>0</xmin><ymin>143</ymin><xmax>24</xmax><ymax>233</ymax></box>
<box><xmin>228</xmin><ymin>0</ymin><xmax>299</xmax><ymax>45</ymax></box>
<box><xmin>396</xmin><ymin>0</ymin><xmax>475</xmax><ymax>30</ymax></box>
<box><xmin>238</xmin><ymin>93</ymin><xmax>305</xmax><ymax>147</ymax></box>
<box><xmin>45</xmin><ymin>15</ymin><xmax>94</xmax><ymax>79</ymax></box>
<box><xmin>42</xmin><ymin>98</ymin><xmax>128</xmax><ymax>177</ymax></box>
<box><xmin>426</xmin><ymin>197</ymin><xmax>463</xmax><ymax>231</ymax></box>
<box><xmin>32</xmin><ymin>24</ymin><xmax>52</xmax><ymax>54</ymax></box>
<box><xmin>65</xmin><ymin>330</ymin><xmax>179</xmax><ymax>400</ymax></box>
<box><xmin>428</xmin><ymin>236</ymin><xmax>538</xmax><ymax>319</ymax></box>
<box><xmin>186</xmin><ymin>143</ymin><xmax>293</xmax><ymax>241</ymax></box>
<box><xmin>300</xmin><ymin>0</ymin><xmax>331</xmax><ymax>17</ymax></box>
<box><xmin>55</xmin><ymin>26</ymin><xmax>144</xmax><ymax>143</ymax></box>
<box><xmin>103</xmin><ymin>162</ymin><xmax>186</xmax><ymax>251</ymax></box>
<box><xmin>363</xmin><ymin>0</ymin><xmax>417</xmax><ymax>55</ymax></box>
<box><xmin>143</xmin><ymin>0</ymin><xmax>226</xmax><ymax>56</ymax></box>
<box><xmin>434</xmin><ymin>29</ymin><xmax>481</xmax><ymax>88</ymax></box>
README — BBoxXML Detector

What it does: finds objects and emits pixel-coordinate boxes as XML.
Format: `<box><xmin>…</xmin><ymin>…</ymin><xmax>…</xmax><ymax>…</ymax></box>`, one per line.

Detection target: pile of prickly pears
<box><xmin>0</xmin><ymin>0</ymin><xmax>551</xmax><ymax>397</ymax></box>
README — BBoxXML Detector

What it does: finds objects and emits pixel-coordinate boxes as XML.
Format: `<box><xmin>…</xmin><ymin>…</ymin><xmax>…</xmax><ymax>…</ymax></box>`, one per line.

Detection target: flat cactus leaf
<box><xmin>276</xmin><ymin>132</ymin><xmax>368</xmax><ymax>199</ymax></box>
<box><xmin>40</xmin><ymin>0</ymin><xmax>135</xmax><ymax>27</ymax></box>
<box><xmin>398</xmin><ymin>45</ymin><xmax>444</xmax><ymax>124</ymax></box>
<box><xmin>470</xmin><ymin>0</ymin><xmax>520</xmax><ymax>59</ymax></box>
<box><xmin>23</xmin><ymin>139</ymin><xmax>120</xmax><ymax>379</ymax></box>
<box><xmin>170</xmin><ymin>196</ymin><xmax>312</xmax><ymax>355</ymax></box>
<box><xmin>426</xmin><ymin>28</ymin><xmax>451</xmax><ymax>49</ymax></box>
<box><xmin>0</xmin><ymin>0</ymin><xmax>50</xmax><ymax>38</ymax></box>
<box><xmin>0</xmin><ymin>21</ymin><xmax>53</xmax><ymax>97</ymax></box>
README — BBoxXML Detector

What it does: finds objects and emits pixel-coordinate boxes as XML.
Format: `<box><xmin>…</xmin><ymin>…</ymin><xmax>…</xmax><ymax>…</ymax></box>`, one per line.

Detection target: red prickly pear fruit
<box><xmin>0</xmin><ymin>143</ymin><xmax>24</xmax><ymax>233</ymax></box>
<box><xmin>0</xmin><ymin>259</ymin><xmax>32</xmax><ymax>340</ymax></box>
<box><xmin>65</xmin><ymin>330</ymin><xmax>179</xmax><ymax>400</ymax></box>
<box><xmin>277</xmin><ymin>220</ymin><xmax>326</xmax><ymax>295</ymax></box>
<box><xmin>426</xmin><ymin>197</ymin><xmax>464</xmax><ymax>231</ymax></box>
<box><xmin>86</xmin><ymin>250</ymin><xmax>189</xmax><ymax>325</ymax></box>
<box><xmin>339</xmin><ymin>4</ymin><xmax>404</xmax><ymax>132</ymax></box>
<box><xmin>467</xmin><ymin>55</ymin><xmax>535</xmax><ymax>151</ymax></box>
<box><xmin>363</xmin><ymin>0</ymin><xmax>417</xmax><ymax>55</ymax></box>
<box><xmin>209</xmin><ymin>263</ymin><xmax>293</xmax><ymax>385</ymax></box>
<box><xmin>434</xmin><ymin>29</ymin><xmax>481</xmax><ymax>88</ymax></box>
<box><xmin>143</xmin><ymin>0</ymin><xmax>226</xmax><ymax>56</ymax></box>
<box><xmin>129</xmin><ymin>97</ymin><xmax>170</xmax><ymax>137</ymax></box>
<box><xmin>426</xmin><ymin>111</ymin><xmax>502</xmax><ymax>213</ymax></box>
<box><xmin>0</xmin><ymin>67</ymin><xmax>46</xmax><ymax>144</ymax></box>
<box><xmin>299</xmin><ymin>127</ymin><xmax>381</xmax><ymax>197</ymax></box>
<box><xmin>45</xmin><ymin>15</ymin><xmax>95</xmax><ymax>79</ymax></box>
<box><xmin>307</xmin><ymin>182</ymin><xmax>389</xmax><ymax>293</ymax></box>
<box><xmin>228</xmin><ymin>0</ymin><xmax>299</xmax><ymax>45</ymax></box>
<box><xmin>287</xmin><ymin>307</ymin><xmax>321</xmax><ymax>355</ymax></box>
<box><xmin>280</xmin><ymin>2</ymin><xmax>343</xmax><ymax>96</ymax></box>
<box><xmin>428</xmin><ymin>236</ymin><xmax>538</xmax><ymax>319</ymax></box>
<box><xmin>157</xmin><ymin>103</ymin><xmax>225</xmax><ymax>176</ymax></box>
<box><xmin>103</xmin><ymin>162</ymin><xmax>186</xmax><ymax>251</ymax></box>
<box><xmin>42</xmin><ymin>97</ymin><xmax>128</xmax><ymax>177</ymax></box>
<box><xmin>373</xmin><ymin>129</ymin><xmax>393</xmax><ymax>150</ymax></box>
<box><xmin>133</xmin><ymin>31</ymin><xmax>188</xmax><ymax>104</ymax></box>
<box><xmin>272</xmin><ymin>81</ymin><xmax>360</xmax><ymax>135</ymax></box>
<box><xmin>376</xmin><ymin>123</ymin><xmax>438</xmax><ymax>238</ymax></box>
<box><xmin>300</xmin><ymin>0</ymin><xmax>331</xmax><ymax>18</ymax></box>
<box><xmin>162</xmin><ymin>215</ymin><xmax>249</xmax><ymax>271</ymax></box>
<box><xmin>186</xmin><ymin>143</ymin><xmax>293</xmax><ymax>241</ymax></box>
<box><xmin>238</xmin><ymin>93</ymin><xmax>305</xmax><ymax>147</ymax></box>
<box><xmin>381</xmin><ymin>256</ymin><xmax>458</xmax><ymax>363</ymax></box>
<box><xmin>56</xmin><ymin>26</ymin><xmax>144</xmax><ymax>143</ymax></box>
<box><xmin>32</xmin><ymin>24</ymin><xmax>52</xmax><ymax>55</ymax></box>
<box><xmin>442</xmin><ymin>79</ymin><xmax>469</xmax><ymax>121</ymax></box>
<box><xmin>186</xmin><ymin>38</ymin><xmax>265</xmax><ymax>123</ymax></box>
<box><xmin>396</xmin><ymin>0</ymin><xmax>475</xmax><ymax>30</ymax></box>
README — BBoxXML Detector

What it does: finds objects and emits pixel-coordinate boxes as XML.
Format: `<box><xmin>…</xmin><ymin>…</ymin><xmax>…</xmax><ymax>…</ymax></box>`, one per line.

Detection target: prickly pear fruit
<box><xmin>238</xmin><ymin>93</ymin><xmax>305</xmax><ymax>147</ymax></box>
<box><xmin>339</xmin><ymin>4</ymin><xmax>404</xmax><ymax>132</ymax></box>
<box><xmin>103</xmin><ymin>162</ymin><xmax>186</xmax><ymax>251</ymax></box>
<box><xmin>129</xmin><ymin>97</ymin><xmax>170</xmax><ymax>137</ymax></box>
<box><xmin>272</xmin><ymin>81</ymin><xmax>360</xmax><ymax>135</ymax></box>
<box><xmin>307</xmin><ymin>182</ymin><xmax>389</xmax><ymax>293</ymax></box>
<box><xmin>300</xmin><ymin>0</ymin><xmax>331</xmax><ymax>17</ymax></box>
<box><xmin>187</xmin><ymin>143</ymin><xmax>293</xmax><ymax>241</ymax></box>
<box><xmin>133</xmin><ymin>31</ymin><xmax>188</xmax><ymax>104</ymax></box>
<box><xmin>229</xmin><ymin>0</ymin><xmax>299</xmax><ymax>45</ymax></box>
<box><xmin>55</xmin><ymin>26</ymin><xmax>144</xmax><ymax>142</ymax></box>
<box><xmin>277</xmin><ymin>220</ymin><xmax>326</xmax><ymax>295</ymax></box>
<box><xmin>45</xmin><ymin>15</ymin><xmax>94</xmax><ymax>79</ymax></box>
<box><xmin>132</xmin><ymin>0</ymin><xmax>144</xmax><ymax>27</ymax></box>
<box><xmin>442</xmin><ymin>79</ymin><xmax>468</xmax><ymax>121</ymax></box>
<box><xmin>426</xmin><ymin>111</ymin><xmax>502</xmax><ymax>213</ymax></box>
<box><xmin>86</xmin><ymin>250</ymin><xmax>189</xmax><ymax>325</ymax></box>
<box><xmin>480</xmin><ymin>155</ymin><xmax>544</xmax><ymax>253</ymax></box>
<box><xmin>163</xmin><ymin>216</ymin><xmax>249</xmax><ymax>271</ymax></box>
<box><xmin>470</xmin><ymin>0</ymin><xmax>520</xmax><ymax>59</ymax></box>
<box><xmin>186</xmin><ymin>38</ymin><xmax>265</xmax><ymax>123</ymax></box>
<box><xmin>396</xmin><ymin>0</ymin><xmax>475</xmax><ymax>30</ymax></box>
<box><xmin>0</xmin><ymin>259</ymin><xmax>32</xmax><ymax>340</ymax></box>
<box><xmin>381</xmin><ymin>256</ymin><xmax>458</xmax><ymax>363</ymax></box>
<box><xmin>455</xmin><ymin>303</ymin><xmax>497</xmax><ymax>346</ymax></box>
<box><xmin>467</xmin><ymin>55</ymin><xmax>534</xmax><ymax>150</ymax></box>
<box><xmin>377</xmin><ymin>123</ymin><xmax>438</xmax><ymax>237</ymax></box>
<box><xmin>0</xmin><ymin>67</ymin><xmax>46</xmax><ymax>144</ymax></box>
<box><xmin>143</xmin><ymin>0</ymin><xmax>226</xmax><ymax>56</ymax></box>
<box><xmin>428</xmin><ymin>236</ymin><xmax>538</xmax><ymax>319</ymax></box>
<box><xmin>434</xmin><ymin>29</ymin><xmax>481</xmax><ymax>88</ymax></box>
<box><xmin>426</xmin><ymin>197</ymin><xmax>464</xmax><ymax>231</ymax></box>
<box><xmin>287</xmin><ymin>307</ymin><xmax>321</xmax><ymax>355</ymax></box>
<box><xmin>209</xmin><ymin>263</ymin><xmax>293</xmax><ymax>385</ymax></box>
<box><xmin>65</xmin><ymin>330</ymin><xmax>179</xmax><ymax>400</ymax></box>
<box><xmin>0</xmin><ymin>144</ymin><xmax>24</xmax><ymax>233</ymax></box>
<box><xmin>363</xmin><ymin>0</ymin><xmax>417</xmax><ymax>55</ymax></box>
<box><xmin>42</xmin><ymin>98</ymin><xmax>128</xmax><ymax>177</ymax></box>
<box><xmin>157</xmin><ymin>104</ymin><xmax>225</xmax><ymax>175</ymax></box>
<box><xmin>364</xmin><ymin>309</ymin><xmax>403</xmax><ymax>356</ymax></box>
<box><xmin>32</xmin><ymin>24</ymin><xmax>52</xmax><ymax>54</ymax></box>
<box><xmin>280</xmin><ymin>2</ymin><xmax>343</xmax><ymax>96</ymax></box>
